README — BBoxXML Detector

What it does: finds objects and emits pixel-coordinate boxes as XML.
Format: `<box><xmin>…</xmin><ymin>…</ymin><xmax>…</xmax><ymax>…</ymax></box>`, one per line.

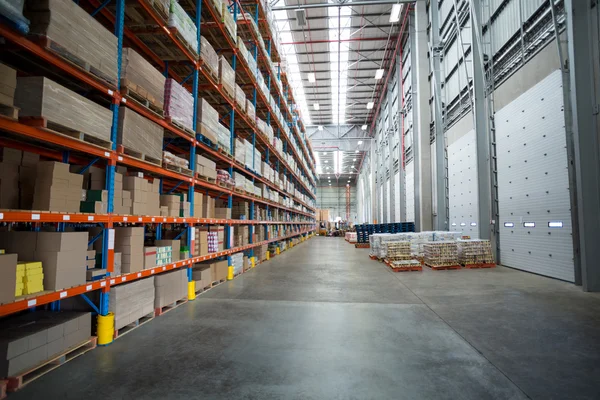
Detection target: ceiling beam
<box><xmin>272</xmin><ymin>0</ymin><xmax>414</xmax><ymax>11</ymax></box>
<box><xmin>281</xmin><ymin>36</ymin><xmax>396</xmax><ymax>45</ymax></box>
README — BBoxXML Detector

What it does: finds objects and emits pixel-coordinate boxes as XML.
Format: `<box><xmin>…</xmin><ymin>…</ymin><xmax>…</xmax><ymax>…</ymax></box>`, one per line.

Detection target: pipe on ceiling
<box><xmin>272</xmin><ymin>0</ymin><xmax>416</xmax><ymax>11</ymax></box>
<box><xmin>281</xmin><ymin>36</ymin><xmax>397</xmax><ymax>45</ymax></box>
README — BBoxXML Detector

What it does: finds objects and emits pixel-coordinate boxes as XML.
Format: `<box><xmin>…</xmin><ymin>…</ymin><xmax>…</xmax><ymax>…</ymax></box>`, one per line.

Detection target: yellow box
<box><xmin>24</xmin><ymin>262</ymin><xmax>43</xmax><ymax>270</ymax></box>
<box><xmin>16</xmin><ymin>264</ymin><xmax>25</xmax><ymax>272</ymax></box>
<box><xmin>23</xmin><ymin>275</ymin><xmax>44</xmax><ymax>284</ymax></box>
<box><xmin>25</xmin><ymin>268</ymin><xmax>44</xmax><ymax>276</ymax></box>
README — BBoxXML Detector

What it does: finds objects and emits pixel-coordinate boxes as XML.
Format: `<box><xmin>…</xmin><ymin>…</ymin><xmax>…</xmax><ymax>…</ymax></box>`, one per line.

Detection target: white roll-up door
<box><xmin>496</xmin><ymin>70</ymin><xmax>574</xmax><ymax>282</ymax></box>
<box><xmin>448</xmin><ymin>130</ymin><xmax>479</xmax><ymax>237</ymax></box>
<box><xmin>405</xmin><ymin>161</ymin><xmax>415</xmax><ymax>222</ymax></box>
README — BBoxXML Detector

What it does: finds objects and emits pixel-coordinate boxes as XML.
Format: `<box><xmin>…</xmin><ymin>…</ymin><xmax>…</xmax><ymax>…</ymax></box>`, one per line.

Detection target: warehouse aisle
<box><xmin>9</xmin><ymin>237</ymin><xmax>600</xmax><ymax>400</ymax></box>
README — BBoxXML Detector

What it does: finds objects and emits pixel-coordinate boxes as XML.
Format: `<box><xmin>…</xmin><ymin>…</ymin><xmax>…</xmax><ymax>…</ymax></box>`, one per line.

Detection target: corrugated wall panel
<box><xmin>405</xmin><ymin>161</ymin><xmax>415</xmax><ymax>222</ymax></box>
<box><xmin>496</xmin><ymin>70</ymin><xmax>574</xmax><ymax>282</ymax></box>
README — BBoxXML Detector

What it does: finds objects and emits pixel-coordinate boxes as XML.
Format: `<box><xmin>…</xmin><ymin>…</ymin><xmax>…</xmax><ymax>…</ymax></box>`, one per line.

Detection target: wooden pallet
<box><xmin>19</xmin><ymin>116</ymin><xmax>112</xmax><ymax>149</ymax></box>
<box><xmin>165</xmin><ymin>163</ymin><xmax>193</xmax><ymax>177</ymax></box>
<box><xmin>197</xmin><ymin>174</ymin><xmax>217</xmax><ymax>184</ymax></box>
<box><xmin>120</xmin><ymin>83</ymin><xmax>164</xmax><ymax>117</ymax></box>
<box><xmin>425</xmin><ymin>263</ymin><xmax>462</xmax><ymax>271</ymax></box>
<box><xmin>462</xmin><ymin>263</ymin><xmax>496</xmax><ymax>269</ymax></box>
<box><xmin>6</xmin><ymin>337</ymin><xmax>97</xmax><ymax>393</ymax></box>
<box><xmin>217</xmin><ymin>180</ymin><xmax>234</xmax><ymax>190</ymax></box>
<box><xmin>0</xmin><ymin>104</ymin><xmax>19</xmax><ymax>120</ymax></box>
<box><xmin>354</xmin><ymin>243</ymin><xmax>370</xmax><ymax>249</ymax></box>
<box><xmin>389</xmin><ymin>265</ymin><xmax>423</xmax><ymax>272</ymax></box>
<box><xmin>32</xmin><ymin>35</ymin><xmax>117</xmax><ymax>87</ymax></box>
<box><xmin>199</xmin><ymin>57</ymin><xmax>218</xmax><ymax>82</ymax></box>
<box><xmin>369</xmin><ymin>254</ymin><xmax>378</xmax><ymax>260</ymax></box>
<box><xmin>154</xmin><ymin>297</ymin><xmax>188</xmax><ymax>317</ymax></box>
<box><xmin>119</xmin><ymin>144</ymin><xmax>162</xmax><ymax>166</ymax></box>
<box><xmin>166</xmin><ymin>118</ymin><xmax>195</xmax><ymax>137</ymax></box>
<box><xmin>113</xmin><ymin>312</ymin><xmax>154</xmax><ymax>340</ymax></box>
<box><xmin>148</xmin><ymin>0</ymin><xmax>169</xmax><ymax>21</ymax></box>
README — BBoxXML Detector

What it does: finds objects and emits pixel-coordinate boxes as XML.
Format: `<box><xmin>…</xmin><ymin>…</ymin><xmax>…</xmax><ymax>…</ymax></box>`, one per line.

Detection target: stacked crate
<box><xmin>110</xmin><ymin>277</ymin><xmax>155</xmax><ymax>331</ymax></box>
<box><xmin>457</xmin><ymin>239</ymin><xmax>495</xmax><ymax>266</ymax></box>
<box><xmin>424</xmin><ymin>242</ymin><xmax>459</xmax><ymax>268</ymax></box>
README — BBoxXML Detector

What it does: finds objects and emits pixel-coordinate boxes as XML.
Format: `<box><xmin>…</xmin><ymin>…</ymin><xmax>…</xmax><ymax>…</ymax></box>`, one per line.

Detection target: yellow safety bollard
<box><xmin>276</xmin><ymin>247</ymin><xmax>280</xmax><ymax>255</ymax></box>
<box><xmin>251</xmin><ymin>256</ymin><xmax>256</xmax><ymax>268</ymax></box>
<box><xmin>266</xmin><ymin>251</ymin><xmax>270</xmax><ymax>260</ymax></box>
<box><xmin>188</xmin><ymin>281</ymin><xmax>196</xmax><ymax>301</ymax></box>
<box><xmin>97</xmin><ymin>312</ymin><xmax>115</xmax><ymax>346</ymax></box>
<box><xmin>227</xmin><ymin>265</ymin><xmax>234</xmax><ymax>280</ymax></box>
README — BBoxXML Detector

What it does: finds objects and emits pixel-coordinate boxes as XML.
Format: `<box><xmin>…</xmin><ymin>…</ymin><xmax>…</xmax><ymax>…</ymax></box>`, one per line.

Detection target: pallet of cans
<box><xmin>385</xmin><ymin>241</ymin><xmax>422</xmax><ymax>272</ymax></box>
<box><xmin>424</xmin><ymin>242</ymin><xmax>461</xmax><ymax>270</ymax></box>
<box><xmin>457</xmin><ymin>239</ymin><xmax>495</xmax><ymax>268</ymax></box>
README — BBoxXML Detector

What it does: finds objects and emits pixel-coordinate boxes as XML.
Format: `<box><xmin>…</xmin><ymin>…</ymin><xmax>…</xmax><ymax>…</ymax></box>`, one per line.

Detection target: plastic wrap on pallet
<box><xmin>247</xmin><ymin>54</ymin><xmax>257</xmax><ymax>77</ymax></box>
<box><xmin>197</xmin><ymin>97</ymin><xmax>219</xmax><ymax>143</ymax></box>
<box><xmin>424</xmin><ymin>242</ymin><xmax>459</xmax><ymax>267</ymax></box>
<box><xmin>221</xmin><ymin>3</ymin><xmax>236</xmax><ymax>39</ymax></box>
<box><xmin>217</xmin><ymin>169</ymin><xmax>234</xmax><ymax>186</ymax></box>
<box><xmin>200</xmin><ymin>36</ymin><xmax>218</xmax><ymax>77</ymax></box>
<box><xmin>216</xmin><ymin>122</ymin><xmax>231</xmax><ymax>154</ymax></box>
<box><xmin>0</xmin><ymin>0</ymin><xmax>29</xmax><ymax>33</ymax></box>
<box><xmin>168</xmin><ymin>0</ymin><xmax>198</xmax><ymax>56</ymax></box>
<box><xmin>15</xmin><ymin>76</ymin><xmax>112</xmax><ymax>143</ymax></box>
<box><xmin>121</xmin><ymin>47</ymin><xmax>166</xmax><ymax>109</ymax></box>
<box><xmin>231</xmin><ymin>252</ymin><xmax>243</xmax><ymax>274</ymax></box>
<box><xmin>457</xmin><ymin>239</ymin><xmax>495</xmax><ymax>265</ymax></box>
<box><xmin>233</xmin><ymin>172</ymin><xmax>246</xmax><ymax>188</ymax></box>
<box><xmin>234</xmin><ymin>138</ymin><xmax>245</xmax><ymax>164</ymax></box>
<box><xmin>117</xmin><ymin>107</ymin><xmax>163</xmax><ymax>162</ymax></box>
<box><xmin>234</xmin><ymin>83</ymin><xmax>246</xmax><ymax>112</ymax></box>
<box><xmin>246</xmin><ymin>99</ymin><xmax>255</xmax><ymax>121</ymax></box>
<box><xmin>218</xmin><ymin>56</ymin><xmax>235</xmax><ymax>98</ymax></box>
<box><xmin>27</xmin><ymin>0</ymin><xmax>117</xmax><ymax>84</ymax></box>
<box><xmin>256</xmin><ymin>118</ymin><xmax>266</xmax><ymax>137</ymax></box>
<box><xmin>162</xmin><ymin>151</ymin><xmax>189</xmax><ymax>169</ymax></box>
<box><xmin>164</xmin><ymin>78</ymin><xmax>194</xmax><ymax>131</ymax></box>
<box><xmin>236</xmin><ymin>36</ymin><xmax>248</xmax><ymax>62</ymax></box>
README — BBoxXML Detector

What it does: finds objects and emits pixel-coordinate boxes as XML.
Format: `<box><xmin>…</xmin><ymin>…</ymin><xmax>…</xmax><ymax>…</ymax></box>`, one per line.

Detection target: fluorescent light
<box><xmin>357</xmin><ymin>140</ymin><xmax>363</xmax><ymax>145</ymax></box>
<box><xmin>367</xmin><ymin>102</ymin><xmax>374</xmax><ymax>109</ymax></box>
<box><xmin>548</xmin><ymin>221</ymin><xmax>563</xmax><ymax>228</ymax></box>
<box><xmin>347</xmin><ymin>180</ymin><xmax>350</xmax><ymax>183</ymax></box>
<box><xmin>318</xmin><ymin>126</ymin><xmax>323</xmax><ymax>131</ymax></box>
<box><xmin>324</xmin><ymin>160</ymin><xmax>328</xmax><ymax>163</ymax></box>
<box><xmin>353</xmin><ymin>158</ymin><xmax>356</xmax><ymax>161</ymax></box>
<box><xmin>390</xmin><ymin>4</ymin><xmax>401</xmax><ymax>23</ymax></box>
<box><xmin>355</xmin><ymin>150</ymin><xmax>359</xmax><ymax>153</ymax></box>
<box><xmin>470</xmin><ymin>222</ymin><xmax>477</xmax><ymax>226</ymax></box>
<box><xmin>523</xmin><ymin>222</ymin><xmax>536</xmax><ymax>228</ymax></box>
<box><xmin>313</xmin><ymin>103</ymin><xmax>320</xmax><ymax>110</ymax></box>
<box><xmin>308</xmin><ymin>73</ymin><xmax>315</xmax><ymax>82</ymax></box>
<box><xmin>504</xmin><ymin>222</ymin><xmax>514</xmax><ymax>227</ymax></box>
<box><xmin>361</xmin><ymin>125</ymin><xmax>367</xmax><ymax>130</ymax></box>
<box><xmin>460</xmin><ymin>222</ymin><xmax>466</xmax><ymax>226</ymax></box>
<box><xmin>323</xmin><ymin>152</ymin><xmax>327</xmax><ymax>155</ymax></box>
<box><xmin>375</xmin><ymin>69</ymin><xmax>384</xmax><ymax>80</ymax></box>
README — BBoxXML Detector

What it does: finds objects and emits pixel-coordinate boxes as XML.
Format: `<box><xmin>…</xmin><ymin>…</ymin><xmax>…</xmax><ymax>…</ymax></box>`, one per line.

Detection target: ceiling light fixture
<box><xmin>361</xmin><ymin>125</ymin><xmax>367</xmax><ymax>130</ymax></box>
<box><xmin>390</xmin><ymin>4</ymin><xmax>402</xmax><ymax>23</ymax></box>
<box><xmin>353</xmin><ymin>158</ymin><xmax>356</xmax><ymax>161</ymax></box>
<box><xmin>313</xmin><ymin>103</ymin><xmax>320</xmax><ymax>110</ymax></box>
<box><xmin>318</xmin><ymin>126</ymin><xmax>323</xmax><ymax>131</ymax></box>
<box><xmin>308</xmin><ymin>73</ymin><xmax>315</xmax><ymax>83</ymax></box>
<box><xmin>367</xmin><ymin>102</ymin><xmax>374</xmax><ymax>109</ymax></box>
<box><xmin>357</xmin><ymin>140</ymin><xmax>363</xmax><ymax>145</ymax></box>
<box><xmin>355</xmin><ymin>150</ymin><xmax>359</xmax><ymax>153</ymax></box>
<box><xmin>375</xmin><ymin>69</ymin><xmax>384</xmax><ymax>80</ymax></box>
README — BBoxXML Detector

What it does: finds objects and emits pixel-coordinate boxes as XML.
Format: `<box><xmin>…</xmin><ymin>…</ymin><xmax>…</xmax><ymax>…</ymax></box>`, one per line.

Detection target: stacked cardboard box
<box><xmin>154</xmin><ymin>269</ymin><xmax>187</xmax><ymax>309</ymax></box>
<box><xmin>156</xmin><ymin>246</ymin><xmax>172</xmax><ymax>266</ymax></box>
<box><xmin>246</xmin><ymin>99</ymin><xmax>255</xmax><ymax>121</ymax></box>
<box><xmin>143</xmin><ymin>246</ymin><xmax>157</xmax><ymax>269</ymax></box>
<box><xmin>196</xmin><ymin>154</ymin><xmax>217</xmax><ymax>181</ymax></box>
<box><xmin>191</xmin><ymin>264</ymin><xmax>211</xmax><ymax>290</ymax></box>
<box><xmin>231</xmin><ymin>201</ymin><xmax>249</xmax><ymax>219</ymax></box>
<box><xmin>0</xmin><ymin>148</ymin><xmax>21</xmax><ymax>209</ymax></box>
<box><xmin>207</xmin><ymin>231</ymin><xmax>218</xmax><ymax>253</ymax></box>
<box><xmin>118</xmin><ymin>107</ymin><xmax>163</xmax><ymax>163</ymax></box>
<box><xmin>0</xmin><ymin>63</ymin><xmax>17</xmax><ymax>107</ymax></box>
<box><xmin>243</xmin><ymin>255</ymin><xmax>249</xmax><ymax>271</ymax></box>
<box><xmin>15</xmin><ymin>77</ymin><xmax>112</xmax><ymax>144</ymax></box>
<box><xmin>17</xmin><ymin>261</ymin><xmax>44</xmax><ymax>295</ymax></box>
<box><xmin>194</xmin><ymin>260</ymin><xmax>227</xmax><ymax>283</ymax></box>
<box><xmin>234</xmin><ymin>83</ymin><xmax>246</xmax><ymax>112</ymax></box>
<box><xmin>234</xmin><ymin>138</ymin><xmax>246</xmax><ymax>165</ymax></box>
<box><xmin>164</xmin><ymin>78</ymin><xmax>194</xmax><ymax>131</ymax></box>
<box><xmin>121</xmin><ymin>48</ymin><xmax>166</xmax><ymax>109</ymax></box>
<box><xmin>80</xmin><ymin>189</ymin><xmax>107</xmax><ymax>214</ymax></box>
<box><xmin>201</xmin><ymin>195</ymin><xmax>215</xmax><ymax>218</ymax></box>
<box><xmin>123</xmin><ymin>175</ymin><xmax>160</xmax><ymax>216</ymax></box>
<box><xmin>231</xmin><ymin>252</ymin><xmax>243</xmax><ymax>275</ymax></box>
<box><xmin>215</xmin><ymin>119</ymin><xmax>231</xmax><ymax>154</ymax></box>
<box><xmin>113</xmin><ymin>252</ymin><xmax>122</xmax><ymax>276</ymax></box>
<box><xmin>160</xmin><ymin>194</ymin><xmax>181</xmax><ymax>217</ymax></box>
<box><xmin>156</xmin><ymin>240</ymin><xmax>180</xmax><ymax>262</ymax></box>
<box><xmin>26</xmin><ymin>0</ymin><xmax>118</xmax><ymax>84</ymax></box>
<box><xmin>32</xmin><ymin>161</ymin><xmax>84</xmax><ymax>212</ymax></box>
<box><xmin>233</xmin><ymin>226</ymin><xmax>248</xmax><ymax>247</ymax></box>
<box><xmin>0</xmin><ymin>254</ymin><xmax>18</xmax><ymax>304</ymax></box>
<box><xmin>193</xmin><ymin>229</ymin><xmax>208</xmax><ymax>256</ymax></box>
<box><xmin>110</xmin><ymin>277</ymin><xmax>155</xmax><ymax>330</ymax></box>
<box><xmin>254</xmin><ymin>244</ymin><xmax>268</xmax><ymax>262</ymax></box>
<box><xmin>200</xmin><ymin>37</ymin><xmax>218</xmax><ymax>78</ymax></box>
<box><xmin>192</xmin><ymin>191</ymin><xmax>203</xmax><ymax>218</ymax></box>
<box><xmin>218</xmin><ymin>56</ymin><xmax>235</xmax><ymax>99</ymax></box>
<box><xmin>197</xmin><ymin>97</ymin><xmax>219</xmax><ymax>143</ymax></box>
<box><xmin>214</xmin><ymin>206</ymin><xmax>231</xmax><ymax>220</ymax></box>
<box><xmin>0</xmin><ymin>311</ymin><xmax>91</xmax><ymax>378</ymax></box>
<box><xmin>114</xmin><ymin>227</ymin><xmax>144</xmax><ymax>273</ymax></box>
<box><xmin>180</xmin><ymin>199</ymin><xmax>190</xmax><ymax>217</ymax></box>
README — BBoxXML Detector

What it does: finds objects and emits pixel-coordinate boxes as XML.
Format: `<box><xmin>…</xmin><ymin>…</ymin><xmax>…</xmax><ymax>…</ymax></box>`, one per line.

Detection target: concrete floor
<box><xmin>10</xmin><ymin>237</ymin><xmax>600</xmax><ymax>399</ymax></box>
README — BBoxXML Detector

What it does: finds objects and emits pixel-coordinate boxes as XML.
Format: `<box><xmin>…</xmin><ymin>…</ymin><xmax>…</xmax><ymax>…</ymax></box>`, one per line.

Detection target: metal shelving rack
<box><xmin>0</xmin><ymin>0</ymin><xmax>317</xmax><ymax>330</ymax></box>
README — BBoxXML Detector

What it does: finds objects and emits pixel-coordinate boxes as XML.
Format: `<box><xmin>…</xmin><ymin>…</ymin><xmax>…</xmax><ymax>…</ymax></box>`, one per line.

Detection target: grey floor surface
<box><xmin>9</xmin><ymin>237</ymin><xmax>600</xmax><ymax>400</ymax></box>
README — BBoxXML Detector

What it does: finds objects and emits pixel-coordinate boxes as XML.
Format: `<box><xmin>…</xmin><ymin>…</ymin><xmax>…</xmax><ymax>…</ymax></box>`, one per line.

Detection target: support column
<box><xmin>565</xmin><ymin>0</ymin><xmax>600</xmax><ymax>291</ymax></box>
<box><xmin>471</xmin><ymin>0</ymin><xmax>493</xmax><ymax>242</ymax></box>
<box><xmin>431</xmin><ymin>0</ymin><xmax>447</xmax><ymax>231</ymax></box>
<box><xmin>397</xmin><ymin>51</ymin><xmax>406</xmax><ymax>222</ymax></box>
<box><xmin>412</xmin><ymin>3</ymin><xmax>432</xmax><ymax>231</ymax></box>
<box><xmin>387</xmin><ymin>79</ymin><xmax>395</xmax><ymax>222</ymax></box>
<box><xmin>370</xmin><ymin>140</ymin><xmax>377</xmax><ymax>223</ymax></box>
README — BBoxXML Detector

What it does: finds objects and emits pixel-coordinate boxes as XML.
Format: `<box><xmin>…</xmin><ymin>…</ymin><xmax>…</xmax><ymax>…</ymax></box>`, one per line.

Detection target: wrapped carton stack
<box><xmin>26</xmin><ymin>0</ymin><xmax>118</xmax><ymax>84</ymax></box>
<box><xmin>110</xmin><ymin>277</ymin><xmax>155</xmax><ymax>331</ymax></box>
<box><xmin>457</xmin><ymin>239</ymin><xmax>495</xmax><ymax>266</ymax></box>
<box><xmin>246</xmin><ymin>99</ymin><xmax>255</xmax><ymax>121</ymax></box>
<box><xmin>231</xmin><ymin>252</ymin><xmax>243</xmax><ymax>275</ymax></box>
<box><xmin>424</xmin><ymin>242</ymin><xmax>459</xmax><ymax>268</ymax></box>
<box><xmin>117</xmin><ymin>107</ymin><xmax>163</xmax><ymax>165</ymax></box>
<box><xmin>200</xmin><ymin>36</ymin><xmax>218</xmax><ymax>78</ymax></box>
<box><xmin>234</xmin><ymin>83</ymin><xmax>246</xmax><ymax>112</ymax></box>
<box><xmin>221</xmin><ymin>3</ymin><xmax>236</xmax><ymax>39</ymax></box>
<box><xmin>218</xmin><ymin>56</ymin><xmax>235</xmax><ymax>99</ymax></box>
<box><xmin>156</xmin><ymin>240</ymin><xmax>180</xmax><ymax>262</ymax></box>
<box><xmin>121</xmin><ymin>48</ymin><xmax>166</xmax><ymax>109</ymax></box>
<box><xmin>16</xmin><ymin>77</ymin><xmax>112</xmax><ymax>145</ymax></box>
<box><xmin>0</xmin><ymin>62</ymin><xmax>17</xmax><ymax>107</ymax></box>
<box><xmin>233</xmin><ymin>226</ymin><xmax>249</xmax><ymax>247</ymax></box>
<box><xmin>196</xmin><ymin>154</ymin><xmax>217</xmax><ymax>182</ymax></box>
<box><xmin>0</xmin><ymin>311</ymin><xmax>91</xmax><ymax>378</ymax></box>
<box><xmin>114</xmin><ymin>227</ymin><xmax>144</xmax><ymax>273</ymax></box>
<box><xmin>154</xmin><ymin>269</ymin><xmax>187</xmax><ymax>311</ymax></box>
<box><xmin>215</xmin><ymin>122</ymin><xmax>231</xmax><ymax>154</ymax></box>
<box><xmin>167</xmin><ymin>0</ymin><xmax>198</xmax><ymax>57</ymax></box>
<box><xmin>164</xmin><ymin>78</ymin><xmax>194</xmax><ymax>132</ymax></box>
<box><xmin>234</xmin><ymin>138</ymin><xmax>246</xmax><ymax>165</ymax></box>
<box><xmin>197</xmin><ymin>98</ymin><xmax>219</xmax><ymax>144</ymax></box>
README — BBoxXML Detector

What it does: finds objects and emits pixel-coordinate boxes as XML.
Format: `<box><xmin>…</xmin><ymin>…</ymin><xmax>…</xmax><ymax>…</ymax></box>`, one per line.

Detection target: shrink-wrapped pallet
<box><xmin>154</xmin><ymin>269</ymin><xmax>187</xmax><ymax>310</ymax></box>
<box><xmin>121</xmin><ymin>47</ymin><xmax>166</xmax><ymax>109</ymax></box>
<box><xmin>216</xmin><ymin>123</ymin><xmax>231</xmax><ymax>154</ymax></box>
<box><xmin>164</xmin><ymin>78</ymin><xmax>194</xmax><ymax>131</ymax></box>
<box><xmin>26</xmin><ymin>0</ymin><xmax>117</xmax><ymax>84</ymax></box>
<box><xmin>110</xmin><ymin>277</ymin><xmax>155</xmax><ymax>330</ymax></box>
<box><xmin>457</xmin><ymin>239</ymin><xmax>495</xmax><ymax>265</ymax></box>
<box><xmin>236</xmin><ymin>36</ymin><xmax>248</xmax><ymax>62</ymax></box>
<box><xmin>246</xmin><ymin>99</ymin><xmax>255</xmax><ymax>121</ymax></box>
<box><xmin>256</xmin><ymin>118</ymin><xmax>266</xmax><ymax>137</ymax></box>
<box><xmin>162</xmin><ymin>151</ymin><xmax>189</xmax><ymax>169</ymax></box>
<box><xmin>167</xmin><ymin>0</ymin><xmax>198</xmax><ymax>56</ymax></box>
<box><xmin>221</xmin><ymin>3</ymin><xmax>236</xmax><ymax>39</ymax></box>
<box><xmin>200</xmin><ymin>36</ymin><xmax>218</xmax><ymax>78</ymax></box>
<box><xmin>234</xmin><ymin>83</ymin><xmax>246</xmax><ymax>113</ymax></box>
<box><xmin>234</xmin><ymin>138</ymin><xmax>246</xmax><ymax>164</ymax></box>
<box><xmin>196</xmin><ymin>98</ymin><xmax>219</xmax><ymax>143</ymax></box>
<box><xmin>424</xmin><ymin>242</ymin><xmax>459</xmax><ymax>267</ymax></box>
<box><xmin>117</xmin><ymin>107</ymin><xmax>163</xmax><ymax>163</ymax></box>
<box><xmin>15</xmin><ymin>76</ymin><xmax>112</xmax><ymax>143</ymax></box>
<box><xmin>218</xmin><ymin>56</ymin><xmax>235</xmax><ymax>99</ymax></box>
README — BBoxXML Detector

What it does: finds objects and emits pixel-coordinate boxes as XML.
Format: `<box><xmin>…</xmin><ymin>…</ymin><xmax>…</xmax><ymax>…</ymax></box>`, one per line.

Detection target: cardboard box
<box><xmin>143</xmin><ymin>247</ymin><xmax>157</xmax><ymax>269</ymax></box>
<box><xmin>0</xmin><ymin>254</ymin><xmax>18</xmax><ymax>304</ymax></box>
